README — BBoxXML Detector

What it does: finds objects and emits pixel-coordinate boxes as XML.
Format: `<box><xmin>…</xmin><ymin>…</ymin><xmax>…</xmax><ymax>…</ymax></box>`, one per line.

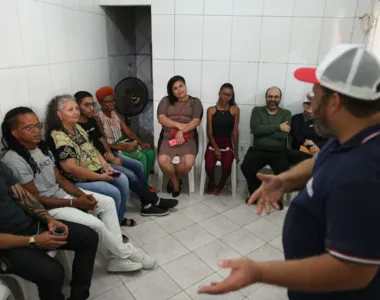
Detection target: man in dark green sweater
<box><xmin>241</xmin><ymin>87</ymin><xmax>291</xmax><ymax>209</ymax></box>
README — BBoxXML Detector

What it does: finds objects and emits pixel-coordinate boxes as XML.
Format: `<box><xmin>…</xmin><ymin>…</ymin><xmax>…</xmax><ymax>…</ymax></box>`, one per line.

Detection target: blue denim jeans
<box><xmin>114</xmin><ymin>152</ymin><xmax>146</xmax><ymax>183</ymax></box>
<box><xmin>75</xmin><ymin>173</ymin><xmax>129</xmax><ymax>222</ymax></box>
<box><xmin>112</xmin><ymin>153</ymin><xmax>157</xmax><ymax>207</ymax></box>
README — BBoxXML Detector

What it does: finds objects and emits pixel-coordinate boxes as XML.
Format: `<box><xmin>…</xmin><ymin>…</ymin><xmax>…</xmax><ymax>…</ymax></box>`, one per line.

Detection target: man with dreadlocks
<box><xmin>1</xmin><ymin>107</ymin><xmax>156</xmax><ymax>273</ymax></box>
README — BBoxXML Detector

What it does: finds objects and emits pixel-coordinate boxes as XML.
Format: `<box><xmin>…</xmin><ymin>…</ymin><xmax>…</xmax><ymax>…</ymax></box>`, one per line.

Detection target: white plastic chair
<box><xmin>3</xmin><ymin>250</ymin><xmax>73</xmax><ymax>300</ymax></box>
<box><xmin>199</xmin><ymin>120</ymin><xmax>237</xmax><ymax>197</ymax></box>
<box><xmin>0</xmin><ymin>279</ymin><xmax>13</xmax><ymax>300</ymax></box>
<box><xmin>158</xmin><ymin>156</ymin><xmax>195</xmax><ymax>195</ymax></box>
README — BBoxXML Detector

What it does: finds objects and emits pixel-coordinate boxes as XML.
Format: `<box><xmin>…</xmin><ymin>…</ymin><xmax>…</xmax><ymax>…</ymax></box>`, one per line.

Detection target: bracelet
<box><xmin>102</xmin><ymin>164</ymin><xmax>110</xmax><ymax>170</ymax></box>
<box><xmin>69</xmin><ymin>199</ymin><xmax>73</xmax><ymax>207</ymax></box>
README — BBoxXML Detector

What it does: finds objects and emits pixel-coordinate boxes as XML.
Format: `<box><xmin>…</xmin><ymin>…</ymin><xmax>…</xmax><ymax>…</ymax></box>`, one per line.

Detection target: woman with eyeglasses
<box><xmin>204</xmin><ymin>83</ymin><xmax>240</xmax><ymax>195</ymax></box>
<box><xmin>45</xmin><ymin>95</ymin><xmax>135</xmax><ymax>227</ymax></box>
<box><xmin>157</xmin><ymin>76</ymin><xmax>203</xmax><ymax>197</ymax></box>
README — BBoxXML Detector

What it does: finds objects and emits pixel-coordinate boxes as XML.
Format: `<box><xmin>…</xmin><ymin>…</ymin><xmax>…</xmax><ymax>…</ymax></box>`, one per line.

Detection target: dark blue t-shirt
<box><xmin>283</xmin><ymin>125</ymin><xmax>380</xmax><ymax>300</ymax></box>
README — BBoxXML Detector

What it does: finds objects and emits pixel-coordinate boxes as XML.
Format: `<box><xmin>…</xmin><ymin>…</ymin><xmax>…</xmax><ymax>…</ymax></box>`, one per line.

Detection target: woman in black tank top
<box><xmin>205</xmin><ymin>83</ymin><xmax>240</xmax><ymax>195</ymax></box>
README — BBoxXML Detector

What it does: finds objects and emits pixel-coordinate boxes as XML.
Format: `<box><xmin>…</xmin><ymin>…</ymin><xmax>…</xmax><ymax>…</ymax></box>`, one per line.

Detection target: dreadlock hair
<box><xmin>1</xmin><ymin>107</ymin><xmax>53</xmax><ymax>175</ymax></box>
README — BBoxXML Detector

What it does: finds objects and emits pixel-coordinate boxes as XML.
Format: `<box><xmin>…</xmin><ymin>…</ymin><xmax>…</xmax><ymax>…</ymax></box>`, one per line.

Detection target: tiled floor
<box><xmin>88</xmin><ymin>180</ymin><xmax>289</xmax><ymax>300</ymax></box>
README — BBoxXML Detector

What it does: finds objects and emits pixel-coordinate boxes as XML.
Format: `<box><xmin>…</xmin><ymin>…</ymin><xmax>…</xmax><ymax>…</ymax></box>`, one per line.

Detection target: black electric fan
<box><xmin>114</xmin><ymin>77</ymin><xmax>149</xmax><ymax>125</ymax></box>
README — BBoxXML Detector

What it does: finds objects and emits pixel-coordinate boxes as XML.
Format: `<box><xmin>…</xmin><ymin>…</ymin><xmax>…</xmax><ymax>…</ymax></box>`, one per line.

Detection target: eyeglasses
<box><xmin>221</xmin><ymin>92</ymin><xmax>233</xmax><ymax>99</ymax></box>
<box><xmin>83</xmin><ymin>102</ymin><xmax>98</xmax><ymax>108</ymax></box>
<box><xmin>19</xmin><ymin>123</ymin><xmax>44</xmax><ymax>132</ymax></box>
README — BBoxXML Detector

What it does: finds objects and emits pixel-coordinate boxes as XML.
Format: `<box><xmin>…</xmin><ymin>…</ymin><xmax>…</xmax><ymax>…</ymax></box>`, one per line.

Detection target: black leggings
<box><xmin>0</xmin><ymin>220</ymin><xmax>98</xmax><ymax>300</ymax></box>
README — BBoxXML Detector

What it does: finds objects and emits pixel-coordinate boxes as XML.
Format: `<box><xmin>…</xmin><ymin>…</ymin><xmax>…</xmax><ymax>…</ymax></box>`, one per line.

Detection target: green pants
<box><xmin>117</xmin><ymin>148</ymin><xmax>155</xmax><ymax>179</ymax></box>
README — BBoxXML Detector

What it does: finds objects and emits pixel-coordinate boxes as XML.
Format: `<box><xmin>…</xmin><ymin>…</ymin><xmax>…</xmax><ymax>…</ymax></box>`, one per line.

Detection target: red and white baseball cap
<box><xmin>294</xmin><ymin>44</ymin><xmax>380</xmax><ymax>101</ymax></box>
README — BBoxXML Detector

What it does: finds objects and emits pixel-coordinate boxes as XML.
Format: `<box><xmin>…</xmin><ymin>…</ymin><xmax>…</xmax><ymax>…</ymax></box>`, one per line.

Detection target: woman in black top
<box><xmin>205</xmin><ymin>83</ymin><xmax>240</xmax><ymax>195</ymax></box>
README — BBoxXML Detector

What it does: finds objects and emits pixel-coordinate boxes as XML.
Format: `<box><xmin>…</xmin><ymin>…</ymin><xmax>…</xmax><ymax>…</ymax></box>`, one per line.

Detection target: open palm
<box><xmin>248</xmin><ymin>173</ymin><xmax>285</xmax><ymax>215</ymax></box>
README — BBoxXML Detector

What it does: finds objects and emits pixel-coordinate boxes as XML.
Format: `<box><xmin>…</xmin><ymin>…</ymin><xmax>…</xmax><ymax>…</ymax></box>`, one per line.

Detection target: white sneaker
<box><xmin>107</xmin><ymin>258</ymin><xmax>143</xmax><ymax>272</ymax></box>
<box><xmin>128</xmin><ymin>246</ymin><xmax>156</xmax><ymax>269</ymax></box>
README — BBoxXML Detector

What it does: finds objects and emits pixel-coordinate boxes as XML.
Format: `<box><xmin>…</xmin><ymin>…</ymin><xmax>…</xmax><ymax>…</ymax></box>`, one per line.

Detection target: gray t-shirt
<box><xmin>2</xmin><ymin>149</ymin><xmax>68</xmax><ymax>199</ymax></box>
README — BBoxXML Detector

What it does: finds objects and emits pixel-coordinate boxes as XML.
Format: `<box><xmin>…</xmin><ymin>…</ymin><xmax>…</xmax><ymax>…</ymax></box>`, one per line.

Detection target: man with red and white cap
<box><xmin>198</xmin><ymin>44</ymin><xmax>380</xmax><ymax>299</ymax></box>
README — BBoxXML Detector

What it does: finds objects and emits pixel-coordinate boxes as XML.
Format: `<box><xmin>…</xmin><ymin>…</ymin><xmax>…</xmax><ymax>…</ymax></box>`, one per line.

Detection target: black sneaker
<box><xmin>141</xmin><ymin>205</ymin><xmax>169</xmax><ymax>217</ymax></box>
<box><xmin>156</xmin><ymin>198</ymin><xmax>178</xmax><ymax>209</ymax></box>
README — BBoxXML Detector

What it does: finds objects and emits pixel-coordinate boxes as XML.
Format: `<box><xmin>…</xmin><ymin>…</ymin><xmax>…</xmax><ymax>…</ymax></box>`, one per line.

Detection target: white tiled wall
<box><xmin>0</xmin><ymin>0</ymin><xmax>109</xmax><ymax>122</ymax></box>
<box><xmin>2</xmin><ymin>0</ymin><xmax>374</xmax><ymax>181</ymax></box>
<box><xmin>97</xmin><ymin>0</ymin><xmax>371</xmax><ymax>179</ymax></box>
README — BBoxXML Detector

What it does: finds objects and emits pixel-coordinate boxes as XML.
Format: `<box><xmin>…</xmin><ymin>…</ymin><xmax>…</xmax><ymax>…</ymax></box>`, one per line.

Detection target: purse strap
<box><xmin>176</xmin><ymin>100</ymin><xmax>188</xmax><ymax>122</ymax></box>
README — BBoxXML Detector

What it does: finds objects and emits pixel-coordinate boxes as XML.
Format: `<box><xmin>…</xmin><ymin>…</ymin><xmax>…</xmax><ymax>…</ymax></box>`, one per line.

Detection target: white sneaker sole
<box><xmin>107</xmin><ymin>262</ymin><xmax>143</xmax><ymax>273</ymax></box>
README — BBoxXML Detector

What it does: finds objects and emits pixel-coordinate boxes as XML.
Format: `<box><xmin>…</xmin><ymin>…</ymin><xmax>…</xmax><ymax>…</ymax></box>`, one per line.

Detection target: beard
<box><xmin>313</xmin><ymin>102</ymin><xmax>336</xmax><ymax>139</ymax></box>
<box><xmin>267</xmin><ymin>101</ymin><xmax>279</xmax><ymax>110</ymax></box>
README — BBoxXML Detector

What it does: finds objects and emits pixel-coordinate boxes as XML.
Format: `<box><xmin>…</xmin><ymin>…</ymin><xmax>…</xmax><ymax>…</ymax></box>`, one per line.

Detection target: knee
<box><xmin>36</xmin><ymin>259</ymin><xmax>64</xmax><ymax>288</ymax></box>
<box><xmin>80</xmin><ymin>225</ymin><xmax>100</xmax><ymax>247</ymax></box>
<box><xmin>182</xmin><ymin>163</ymin><xmax>194</xmax><ymax>174</ymax></box>
<box><xmin>85</xmin><ymin>217</ymin><xmax>105</xmax><ymax>234</ymax></box>
<box><xmin>240</xmin><ymin>160</ymin><xmax>248</xmax><ymax>172</ymax></box>
<box><xmin>99</xmin><ymin>195</ymin><xmax>116</xmax><ymax>210</ymax></box>
<box><xmin>157</xmin><ymin>155</ymin><xmax>170</xmax><ymax>165</ymax></box>
<box><xmin>128</xmin><ymin>173</ymin><xmax>139</xmax><ymax>185</ymax></box>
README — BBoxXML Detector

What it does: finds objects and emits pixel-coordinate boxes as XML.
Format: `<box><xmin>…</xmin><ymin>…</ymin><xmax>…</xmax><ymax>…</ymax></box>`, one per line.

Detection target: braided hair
<box><xmin>1</xmin><ymin>107</ymin><xmax>53</xmax><ymax>174</ymax></box>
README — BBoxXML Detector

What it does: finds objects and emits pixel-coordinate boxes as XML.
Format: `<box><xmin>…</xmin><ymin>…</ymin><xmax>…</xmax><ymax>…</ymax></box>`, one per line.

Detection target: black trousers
<box><xmin>0</xmin><ymin>220</ymin><xmax>98</xmax><ymax>300</ymax></box>
<box><xmin>241</xmin><ymin>147</ymin><xmax>290</xmax><ymax>195</ymax></box>
<box><xmin>287</xmin><ymin>149</ymin><xmax>312</xmax><ymax>166</ymax></box>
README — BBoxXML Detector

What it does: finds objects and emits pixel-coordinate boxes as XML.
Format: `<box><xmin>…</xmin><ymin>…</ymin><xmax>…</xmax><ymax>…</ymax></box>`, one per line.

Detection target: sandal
<box><xmin>120</xmin><ymin>218</ymin><xmax>137</xmax><ymax>227</ymax></box>
<box><xmin>122</xmin><ymin>234</ymin><xmax>129</xmax><ymax>243</ymax></box>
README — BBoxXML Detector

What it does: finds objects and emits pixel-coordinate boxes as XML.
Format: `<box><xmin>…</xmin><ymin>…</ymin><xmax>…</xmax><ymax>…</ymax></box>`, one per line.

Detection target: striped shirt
<box><xmin>96</xmin><ymin>110</ymin><xmax>123</xmax><ymax>144</ymax></box>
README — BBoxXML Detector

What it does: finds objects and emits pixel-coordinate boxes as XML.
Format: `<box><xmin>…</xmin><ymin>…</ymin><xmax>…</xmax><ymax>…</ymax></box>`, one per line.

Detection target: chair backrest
<box><xmin>202</xmin><ymin>119</ymin><xmax>208</xmax><ymax>150</ymax></box>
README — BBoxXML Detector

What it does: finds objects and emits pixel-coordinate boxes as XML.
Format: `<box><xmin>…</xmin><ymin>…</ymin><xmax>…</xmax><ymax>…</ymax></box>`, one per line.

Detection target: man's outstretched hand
<box><xmin>248</xmin><ymin>173</ymin><xmax>285</xmax><ymax>215</ymax></box>
<box><xmin>198</xmin><ymin>258</ymin><xmax>261</xmax><ymax>295</ymax></box>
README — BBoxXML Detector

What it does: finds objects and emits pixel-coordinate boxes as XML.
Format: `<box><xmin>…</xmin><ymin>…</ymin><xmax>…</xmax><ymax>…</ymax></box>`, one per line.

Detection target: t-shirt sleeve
<box><xmin>325</xmin><ymin>181</ymin><xmax>380</xmax><ymax>265</ymax></box>
<box><xmin>50</xmin><ymin>131</ymin><xmax>77</xmax><ymax>163</ymax></box>
<box><xmin>2</xmin><ymin>152</ymin><xmax>34</xmax><ymax>185</ymax></box>
<box><xmin>192</xmin><ymin>98</ymin><xmax>203</xmax><ymax>119</ymax></box>
<box><xmin>0</xmin><ymin>161</ymin><xmax>19</xmax><ymax>187</ymax></box>
<box><xmin>157</xmin><ymin>97</ymin><xmax>169</xmax><ymax>117</ymax></box>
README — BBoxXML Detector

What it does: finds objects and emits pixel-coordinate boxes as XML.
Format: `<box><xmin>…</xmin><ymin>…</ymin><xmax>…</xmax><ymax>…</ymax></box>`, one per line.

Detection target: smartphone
<box><xmin>111</xmin><ymin>172</ymin><xmax>121</xmax><ymax>178</ymax></box>
<box><xmin>169</xmin><ymin>139</ymin><xmax>178</xmax><ymax>147</ymax></box>
<box><xmin>52</xmin><ymin>226</ymin><xmax>66</xmax><ymax>236</ymax></box>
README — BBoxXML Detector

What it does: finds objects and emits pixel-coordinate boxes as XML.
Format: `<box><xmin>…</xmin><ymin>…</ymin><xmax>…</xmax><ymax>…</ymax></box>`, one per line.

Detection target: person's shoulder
<box><xmin>2</xmin><ymin>150</ymin><xmax>27</xmax><ymax>166</ymax></box>
<box><xmin>291</xmin><ymin>113</ymin><xmax>303</xmax><ymax>121</ymax></box>
<box><xmin>190</xmin><ymin>96</ymin><xmax>202</xmax><ymax>105</ymax></box>
<box><xmin>231</xmin><ymin>105</ymin><xmax>239</xmax><ymax>114</ymax></box>
<box><xmin>160</xmin><ymin>96</ymin><xmax>169</xmax><ymax>103</ymax></box>
<box><xmin>279</xmin><ymin>107</ymin><xmax>291</xmax><ymax>114</ymax></box>
<box><xmin>252</xmin><ymin>106</ymin><xmax>264</xmax><ymax>113</ymax></box>
<box><xmin>323</xmin><ymin>139</ymin><xmax>380</xmax><ymax>183</ymax></box>
<box><xmin>207</xmin><ymin>106</ymin><xmax>216</xmax><ymax>113</ymax></box>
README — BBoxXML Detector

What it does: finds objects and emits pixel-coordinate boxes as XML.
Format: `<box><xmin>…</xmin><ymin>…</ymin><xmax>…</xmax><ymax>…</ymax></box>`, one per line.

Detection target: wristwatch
<box><xmin>28</xmin><ymin>236</ymin><xmax>36</xmax><ymax>249</ymax></box>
